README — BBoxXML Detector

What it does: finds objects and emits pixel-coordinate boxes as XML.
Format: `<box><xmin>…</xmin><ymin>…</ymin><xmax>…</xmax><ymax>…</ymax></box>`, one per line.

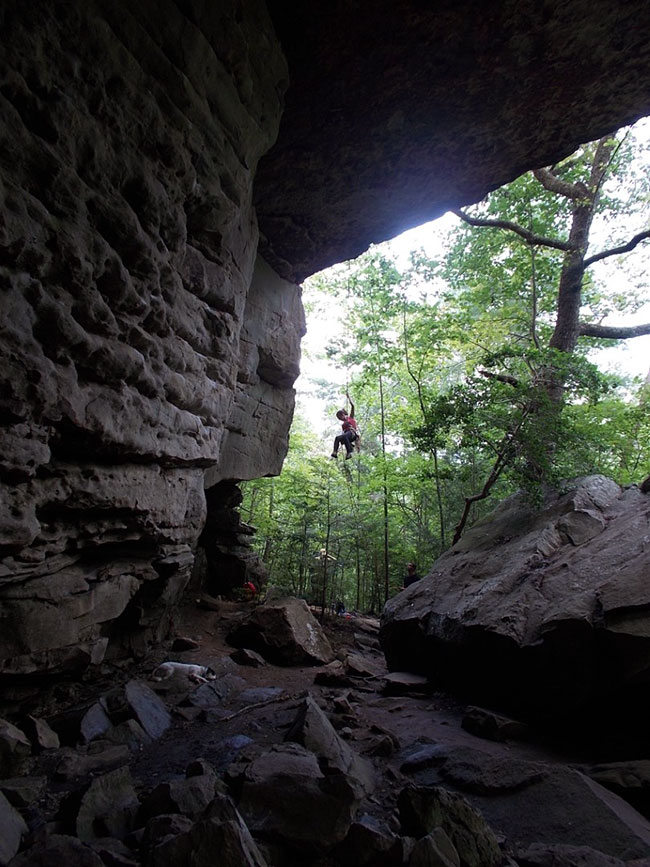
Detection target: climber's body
<box><xmin>331</xmin><ymin>398</ymin><xmax>359</xmax><ymax>460</ymax></box>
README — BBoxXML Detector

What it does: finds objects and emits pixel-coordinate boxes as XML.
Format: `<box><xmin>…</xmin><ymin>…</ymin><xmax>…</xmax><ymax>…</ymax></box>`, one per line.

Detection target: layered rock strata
<box><xmin>0</xmin><ymin>0</ymin><xmax>299</xmax><ymax>675</ymax></box>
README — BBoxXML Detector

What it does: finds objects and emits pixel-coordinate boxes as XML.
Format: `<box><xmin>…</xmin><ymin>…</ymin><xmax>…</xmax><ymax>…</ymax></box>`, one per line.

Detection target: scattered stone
<box><xmin>87</xmin><ymin>836</ymin><xmax>140</xmax><ymax>867</ymax></box>
<box><xmin>144</xmin><ymin>795</ymin><xmax>269</xmax><ymax>867</ymax></box>
<box><xmin>461</xmin><ymin>705</ymin><xmax>528</xmax><ymax>742</ymax></box>
<box><xmin>124</xmin><ymin>681</ymin><xmax>171</xmax><ymax>740</ymax></box>
<box><xmin>284</xmin><ymin>694</ymin><xmax>375</xmax><ymax>799</ymax></box>
<box><xmin>171</xmin><ymin>637</ymin><xmax>200</xmax><ymax>652</ymax></box>
<box><xmin>0</xmin><ymin>717</ymin><xmax>32</xmax><ymax>776</ymax></box>
<box><xmin>55</xmin><ymin>745</ymin><xmax>131</xmax><ymax>780</ymax></box>
<box><xmin>0</xmin><ymin>775</ymin><xmax>47</xmax><ymax>809</ymax></box>
<box><xmin>333</xmin><ymin>813</ymin><xmax>402</xmax><ymax>866</ymax></box>
<box><xmin>382</xmin><ymin>672</ymin><xmax>431</xmax><ymax>696</ymax></box>
<box><xmin>9</xmin><ymin>834</ymin><xmax>105</xmax><ymax>867</ymax></box>
<box><xmin>80</xmin><ymin>702</ymin><xmax>114</xmax><ymax>744</ymax></box>
<box><xmin>74</xmin><ymin>766</ymin><xmax>140</xmax><ymax>841</ymax></box>
<box><xmin>21</xmin><ymin>714</ymin><xmax>60</xmax><ymax>751</ymax></box>
<box><xmin>105</xmin><ymin>719</ymin><xmax>152</xmax><ymax>751</ymax></box>
<box><xmin>187</xmin><ymin>674</ymin><xmax>246</xmax><ymax>710</ymax></box>
<box><xmin>0</xmin><ymin>789</ymin><xmax>28</xmax><ymax>866</ymax></box>
<box><xmin>314</xmin><ymin>660</ymin><xmax>356</xmax><ymax>687</ymax></box>
<box><xmin>398</xmin><ymin>784</ymin><xmax>502</xmax><ymax>867</ymax></box>
<box><xmin>230</xmin><ymin>647</ymin><xmax>267</xmax><ymax>667</ymax></box>
<box><xmin>210</xmin><ymin>735</ymin><xmax>255</xmax><ymax>773</ymax></box>
<box><xmin>333</xmin><ymin>695</ymin><xmax>354</xmax><ymax>715</ymax></box>
<box><xmin>141</xmin><ymin>813</ymin><xmax>195</xmax><ymax>856</ymax></box>
<box><xmin>354</xmin><ymin>632</ymin><xmax>381</xmax><ymax>651</ymax></box>
<box><xmin>230</xmin><ymin>742</ymin><xmax>360</xmax><ymax>849</ymax></box>
<box><xmin>409</xmin><ymin>827</ymin><xmax>460</xmax><ymax>867</ymax></box>
<box><xmin>140</xmin><ymin>767</ymin><xmax>219</xmax><ymax>822</ymax></box>
<box><xmin>172</xmin><ymin>706</ymin><xmax>205</xmax><ymax>722</ymax></box>
<box><xmin>364</xmin><ymin>733</ymin><xmax>397</xmax><ymax>757</ymax></box>
<box><xmin>345</xmin><ymin>652</ymin><xmax>385</xmax><ymax>678</ymax></box>
<box><xmin>399</xmin><ymin>741</ymin><xmax>447</xmax><ymax>775</ymax></box>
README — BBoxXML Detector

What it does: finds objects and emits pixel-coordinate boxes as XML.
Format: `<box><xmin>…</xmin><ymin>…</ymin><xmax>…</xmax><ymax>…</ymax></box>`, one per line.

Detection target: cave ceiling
<box><xmin>254</xmin><ymin>0</ymin><xmax>650</xmax><ymax>283</ymax></box>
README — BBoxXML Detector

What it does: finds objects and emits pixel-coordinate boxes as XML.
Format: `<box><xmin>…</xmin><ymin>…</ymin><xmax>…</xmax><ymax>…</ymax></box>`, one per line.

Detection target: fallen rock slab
<box><xmin>431</xmin><ymin>747</ymin><xmax>650</xmax><ymax>861</ymax></box>
<box><xmin>9</xmin><ymin>833</ymin><xmax>105</xmax><ymax>866</ymax></box>
<box><xmin>73</xmin><ymin>765</ymin><xmax>140</xmax><ymax>841</ymax></box>
<box><xmin>461</xmin><ymin>706</ymin><xmax>528</xmax><ymax>743</ymax></box>
<box><xmin>226</xmin><ymin>596</ymin><xmax>334</xmax><ymax>666</ymax></box>
<box><xmin>229</xmin><ymin>742</ymin><xmax>360</xmax><ymax>850</ymax></box>
<box><xmin>124</xmin><ymin>681</ymin><xmax>171</xmax><ymax>740</ymax></box>
<box><xmin>0</xmin><ymin>717</ymin><xmax>31</xmax><ymax>776</ymax></box>
<box><xmin>398</xmin><ymin>783</ymin><xmax>502</xmax><ymax>867</ymax></box>
<box><xmin>0</xmin><ymin>789</ymin><xmax>28</xmax><ymax>866</ymax></box>
<box><xmin>285</xmin><ymin>694</ymin><xmax>375</xmax><ymax>799</ymax></box>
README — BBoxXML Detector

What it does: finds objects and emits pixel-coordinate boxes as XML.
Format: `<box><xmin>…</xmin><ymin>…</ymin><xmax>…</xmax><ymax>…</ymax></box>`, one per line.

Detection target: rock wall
<box><xmin>0</xmin><ymin>0</ymin><xmax>298</xmax><ymax>675</ymax></box>
<box><xmin>3</xmin><ymin>0</ymin><xmax>650</xmax><ymax>682</ymax></box>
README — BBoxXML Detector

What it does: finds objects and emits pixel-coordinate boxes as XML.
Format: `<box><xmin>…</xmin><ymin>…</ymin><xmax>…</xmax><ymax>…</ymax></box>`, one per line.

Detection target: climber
<box><xmin>331</xmin><ymin>395</ymin><xmax>358</xmax><ymax>460</ymax></box>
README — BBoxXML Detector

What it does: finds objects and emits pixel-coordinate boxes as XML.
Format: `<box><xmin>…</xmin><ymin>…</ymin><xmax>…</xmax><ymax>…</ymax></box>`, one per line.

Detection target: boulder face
<box><xmin>3</xmin><ymin>0</ymin><xmax>650</xmax><ymax>679</ymax></box>
<box><xmin>379</xmin><ymin>477</ymin><xmax>650</xmax><ymax>742</ymax></box>
<box><xmin>227</xmin><ymin>597</ymin><xmax>334</xmax><ymax>666</ymax></box>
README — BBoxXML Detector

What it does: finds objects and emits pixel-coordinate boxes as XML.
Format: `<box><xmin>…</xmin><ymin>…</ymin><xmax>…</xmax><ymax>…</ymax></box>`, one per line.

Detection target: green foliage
<box><xmin>239</xmin><ymin>121</ymin><xmax>650</xmax><ymax>602</ymax></box>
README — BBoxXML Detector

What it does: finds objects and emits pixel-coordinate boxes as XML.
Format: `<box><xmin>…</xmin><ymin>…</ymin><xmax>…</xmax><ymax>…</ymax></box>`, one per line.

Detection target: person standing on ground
<box><xmin>402</xmin><ymin>562</ymin><xmax>420</xmax><ymax>589</ymax></box>
<box><xmin>331</xmin><ymin>396</ymin><xmax>358</xmax><ymax>460</ymax></box>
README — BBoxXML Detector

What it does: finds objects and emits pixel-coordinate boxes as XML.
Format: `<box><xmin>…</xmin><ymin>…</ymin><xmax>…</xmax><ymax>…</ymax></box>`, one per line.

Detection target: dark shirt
<box><xmin>404</xmin><ymin>571</ymin><xmax>420</xmax><ymax>588</ymax></box>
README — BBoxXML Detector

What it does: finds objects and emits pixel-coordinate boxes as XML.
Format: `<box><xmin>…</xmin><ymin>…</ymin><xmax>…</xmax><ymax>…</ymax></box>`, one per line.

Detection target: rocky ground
<box><xmin>3</xmin><ymin>594</ymin><xmax>650</xmax><ymax>866</ymax></box>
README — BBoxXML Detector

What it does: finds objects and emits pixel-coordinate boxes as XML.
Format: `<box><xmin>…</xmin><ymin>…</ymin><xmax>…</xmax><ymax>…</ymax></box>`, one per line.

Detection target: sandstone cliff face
<box><xmin>0</xmin><ymin>0</ymin><xmax>299</xmax><ymax>674</ymax></box>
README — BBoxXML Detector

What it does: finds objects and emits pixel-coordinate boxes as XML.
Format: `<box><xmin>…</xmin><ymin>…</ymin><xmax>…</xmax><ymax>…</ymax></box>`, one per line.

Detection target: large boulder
<box><xmin>228</xmin><ymin>742</ymin><xmax>361</xmax><ymax>852</ymax></box>
<box><xmin>284</xmin><ymin>695</ymin><xmax>375</xmax><ymax>799</ymax></box>
<box><xmin>226</xmin><ymin>597</ymin><xmax>334</xmax><ymax>666</ymax></box>
<box><xmin>0</xmin><ymin>790</ymin><xmax>28</xmax><ymax>866</ymax></box>
<box><xmin>380</xmin><ymin>476</ymin><xmax>650</xmax><ymax>736</ymax></box>
<box><xmin>410</xmin><ymin>745</ymin><xmax>650</xmax><ymax>862</ymax></box>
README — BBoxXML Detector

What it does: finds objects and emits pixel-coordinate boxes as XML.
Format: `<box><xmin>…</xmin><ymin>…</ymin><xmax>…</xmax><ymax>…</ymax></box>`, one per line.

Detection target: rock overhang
<box><xmin>256</xmin><ymin>0</ymin><xmax>650</xmax><ymax>282</ymax></box>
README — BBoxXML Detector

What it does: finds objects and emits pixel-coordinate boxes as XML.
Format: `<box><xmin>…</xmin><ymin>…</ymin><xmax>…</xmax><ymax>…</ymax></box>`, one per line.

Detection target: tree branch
<box><xmin>578</xmin><ymin>321</ymin><xmax>650</xmax><ymax>339</ymax></box>
<box><xmin>533</xmin><ymin>167</ymin><xmax>587</xmax><ymax>200</ymax></box>
<box><xmin>478</xmin><ymin>368</ymin><xmax>520</xmax><ymax>387</ymax></box>
<box><xmin>583</xmin><ymin>228</ymin><xmax>650</xmax><ymax>267</ymax></box>
<box><xmin>452</xmin><ymin>209</ymin><xmax>573</xmax><ymax>252</ymax></box>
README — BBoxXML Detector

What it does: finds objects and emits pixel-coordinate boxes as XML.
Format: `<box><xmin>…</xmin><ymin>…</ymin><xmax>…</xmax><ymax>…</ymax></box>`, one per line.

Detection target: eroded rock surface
<box><xmin>0</xmin><ymin>0</ymin><xmax>299</xmax><ymax>677</ymax></box>
<box><xmin>380</xmin><ymin>476</ymin><xmax>650</xmax><ymax>737</ymax></box>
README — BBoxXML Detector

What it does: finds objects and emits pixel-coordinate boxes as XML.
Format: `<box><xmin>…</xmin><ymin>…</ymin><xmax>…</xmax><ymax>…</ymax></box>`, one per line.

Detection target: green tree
<box><xmin>419</xmin><ymin>123</ymin><xmax>650</xmax><ymax>539</ymax></box>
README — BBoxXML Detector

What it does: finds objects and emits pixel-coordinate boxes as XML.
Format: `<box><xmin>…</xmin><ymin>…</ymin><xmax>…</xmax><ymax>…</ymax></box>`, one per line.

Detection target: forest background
<box><xmin>241</xmin><ymin>119</ymin><xmax>650</xmax><ymax>614</ymax></box>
